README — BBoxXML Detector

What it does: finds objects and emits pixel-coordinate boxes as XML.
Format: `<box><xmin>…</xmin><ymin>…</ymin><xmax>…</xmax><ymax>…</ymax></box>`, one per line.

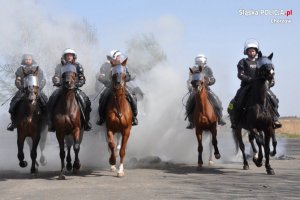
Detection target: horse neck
<box><xmin>61</xmin><ymin>89</ymin><xmax>77</xmax><ymax>112</ymax></box>
<box><xmin>251</xmin><ymin>78</ymin><xmax>268</xmax><ymax>106</ymax></box>
<box><xmin>195</xmin><ymin>86</ymin><xmax>209</xmax><ymax>113</ymax></box>
<box><xmin>114</xmin><ymin>87</ymin><xmax>127</xmax><ymax>107</ymax></box>
<box><xmin>21</xmin><ymin>98</ymin><xmax>37</xmax><ymax>117</ymax></box>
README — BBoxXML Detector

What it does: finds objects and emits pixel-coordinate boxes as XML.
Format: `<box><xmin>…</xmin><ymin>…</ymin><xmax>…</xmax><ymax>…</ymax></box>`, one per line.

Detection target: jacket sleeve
<box><xmin>76</xmin><ymin>63</ymin><xmax>86</xmax><ymax>87</ymax></box>
<box><xmin>205</xmin><ymin>66</ymin><xmax>215</xmax><ymax>86</ymax></box>
<box><xmin>15</xmin><ymin>67</ymin><xmax>23</xmax><ymax>90</ymax></box>
<box><xmin>38</xmin><ymin>68</ymin><xmax>46</xmax><ymax>90</ymax></box>
<box><xmin>125</xmin><ymin>67</ymin><xmax>134</xmax><ymax>82</ymax></box>
<box><xmin>52</xmin><ymin>64</ymin><xmax>61</xmax><ymax>86</ymax></box>
<box><xmin>237</xmin><ymin>59</ymin><xmax>252</xmax><ymax>82</ymax></box>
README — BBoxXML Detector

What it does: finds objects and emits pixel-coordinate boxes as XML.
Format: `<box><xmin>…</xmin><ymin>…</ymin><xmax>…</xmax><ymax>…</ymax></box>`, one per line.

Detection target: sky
<box><xmin>34</xmin><ymin>0</ymin><xmax>300</xmax><ymax>116</ymax></box>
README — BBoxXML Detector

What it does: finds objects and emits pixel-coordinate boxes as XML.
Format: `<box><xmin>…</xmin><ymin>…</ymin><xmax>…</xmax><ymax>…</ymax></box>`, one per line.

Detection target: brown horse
<box><xmin>16</xmin><ymin>67</ymin><xmax>46</xmax><ymax>175</ymax></box>
<box><xmin>105</xmin><ymin>64</ymin><xmax>132</xmax><ymax>177</ymax></box>
<box><xmin>50</xmin><ymin>64</ymin><xmax>83</xmax><ymax>180</ymax></box>
<box><xmin>189</xmin><ymin>67</ymin><xmax>221</xmax><ymax>169</ymax></box>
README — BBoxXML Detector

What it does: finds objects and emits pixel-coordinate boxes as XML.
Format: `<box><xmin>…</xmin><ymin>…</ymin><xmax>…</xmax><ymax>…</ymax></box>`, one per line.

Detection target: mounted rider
<box><xmin>228</xmin><ymin>39</ymin><xmax>282</xmax><ymax>129</ymax></box>
<box><xmin>7</xmin><ymin>54</ymin><xmax>48</xmax><ymax>131</ymax></box>
<box><xmin>97</xmin><ymin>50</ymin><xmax>138</xmax><ymax>126</ymax></box>
<box><xmin>185</xmin><ymin>54</ymin><xmax>226</xmax><ymax>129</ymax></box>
<box><xmin>47</xmin><ymin>48</ymin><xmax>92</xmax><ymax>131</ymax></box>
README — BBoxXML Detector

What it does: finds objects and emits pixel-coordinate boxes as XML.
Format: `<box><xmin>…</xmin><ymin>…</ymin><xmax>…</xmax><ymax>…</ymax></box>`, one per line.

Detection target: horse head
<box><xmin>189</xmin><ymin>67</ymin><xmax>209</xmax><ymax>92</ymax></box>
<box><xmin>256</xmin><ymin>52</ymin><xmax>275</xmax><ymax>81</ymax></box>
<box><xmin>61</xmin><ymin>64</ymin><xmax>77</xmax><ymax>90</ymax></box>
<box><xmin>22</xmin><ymin>66</ymin><xmax>40</xmax><ymax>104</ymax></box>
<box><xmin>111</xmin><ymin>64</ymin><xmax>126</xmax><ymax>91</ymax></box>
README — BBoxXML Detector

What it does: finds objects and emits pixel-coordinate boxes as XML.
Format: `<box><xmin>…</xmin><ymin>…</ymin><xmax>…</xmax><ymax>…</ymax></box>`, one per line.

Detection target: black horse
<box><xmin>232</xmin><ymin>52</ymin><xmax>277</xmax><ymax>175</ymax></box>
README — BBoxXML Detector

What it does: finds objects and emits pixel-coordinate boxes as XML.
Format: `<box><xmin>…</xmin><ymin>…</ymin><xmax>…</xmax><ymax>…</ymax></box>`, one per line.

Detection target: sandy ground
<box><xmin>0</xmin><ymin>133</ymin><xmax>299</xmax><ymax>200</ymax></box>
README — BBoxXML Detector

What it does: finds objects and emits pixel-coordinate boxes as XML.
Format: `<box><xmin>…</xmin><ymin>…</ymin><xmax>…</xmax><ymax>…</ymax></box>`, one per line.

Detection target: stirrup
<box><xmin>186</xmin><ymin>122</ymin><xmax>194</xmax><ymax>129</ymax></box>
<box><xmin>96</xmin><ymin>118</ymin><xmax>105</xmax><ymax>126</ymax></box>
<box><xmin>132</xmin><ymin>117</ymin><xmax>138</xmax><ymax>126</ymax></box>
<box><xmin>7</xmin><ymin>123</ymin><xmax>15</xmax><ymax>131</ymax></box>
<box><xmin>273</xmin><ymin>121</ymin><xmax>282</xmax><ymax>129</ymax></box>
<box><xmin>84</xmin><ymin>122</ymin><xmax>92</xmax><ymax>131</ymax></box>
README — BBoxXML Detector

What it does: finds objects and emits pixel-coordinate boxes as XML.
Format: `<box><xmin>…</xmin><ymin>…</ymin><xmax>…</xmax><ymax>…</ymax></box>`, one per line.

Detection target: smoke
<box><xmin>0</xmin><ymin>1</ymin><xmax>287</xmax><ymax>173</ymax></box>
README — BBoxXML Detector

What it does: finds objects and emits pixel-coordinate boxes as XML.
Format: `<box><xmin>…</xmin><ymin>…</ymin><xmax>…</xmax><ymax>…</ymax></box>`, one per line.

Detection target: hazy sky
<box><xmin>22</xmin><ymin>0</ymin><xmax>300</xmax><ymax>116</ymax></box>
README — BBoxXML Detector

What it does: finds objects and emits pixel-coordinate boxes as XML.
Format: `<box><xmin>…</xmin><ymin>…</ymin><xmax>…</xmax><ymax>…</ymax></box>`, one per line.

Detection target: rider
<box><xmin>97</xmin><ymin>50</ymin><xmax>138</xmax><ymax>126</ymax></box>
<box><xmin>228</xmin><ymin>39</ymin><xmax>282</xmax><ymax>129</ymax></box>
<box><xmin>7</xmin><ymin>54</ymin><xmax>48</xmax><ymax>131</ymax></box>
<box><xmin>185</xmin><ymin>54</ymin><xmax>226</xmax><ymax>129</ymax></box>
<box><xmin>48</xmin><ymin>48</ymin><xmax>92</xmax><ymax>131</ymax></box>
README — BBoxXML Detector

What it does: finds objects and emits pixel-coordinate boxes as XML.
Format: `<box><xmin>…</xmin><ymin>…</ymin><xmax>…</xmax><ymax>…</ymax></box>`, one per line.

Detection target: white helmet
<box><xmin>244</xmin><ymin>39</ymin><xmax>259</xmax><ymax>55</ymax></box>
<box><xmin>62</xmin><ymin>48</ymin><xmax>77</xmax><ymax>59</ymax></box>
<box><xmin>195</xmin><ymin>54</ymin><xmax>207</xmax><ymax>67</ymax></box>
<box><xmin>107</xmin><ymin>50</ymin><xmax>128</xmax><ymax>64</ymax></box>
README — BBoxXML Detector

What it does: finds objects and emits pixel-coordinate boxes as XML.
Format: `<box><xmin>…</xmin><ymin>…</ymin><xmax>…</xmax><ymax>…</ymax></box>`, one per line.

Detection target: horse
<box><xmin>50</xmin><ymin>64</ymin><xmax>84</xmax><ymax>180</ymax></box>
<box><xmin>104</xmin><ymin>64</ymin><xmax>133</xmax><ymax>177</ymax></box>
<box><xmin>189</xmin><ymin>67</ymin><xmax>221</xmax><ymax>169</ymax></box>
<box><xmin>15</xmin><ymin>67</ymin><xmax>47</xmax><ymax>175</ymax></box>
<box><xmin>232</xmin><ymin>52</ymin><xmax>277</xmax><ymax>175</ymax></box>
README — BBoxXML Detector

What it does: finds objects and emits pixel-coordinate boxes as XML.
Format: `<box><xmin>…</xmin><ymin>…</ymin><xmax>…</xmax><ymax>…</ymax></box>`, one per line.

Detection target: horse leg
<box><xmin>66</xmin><ymin>147</ymin><xmax>72</xmax><ymax>171</ymax></box>
<box><xmin>72</xmin><ymin>127</ymin><xmax>81</xmax><ymax>173</ymax></box>
<box><xmin>30</xmin><ymin>137</ymin><xmax>40</xmax><ymax>175</ymax></box>
<box><xmin>195</xmin><ymin>129</ymin><xmax>203</xmax><ymax>169</ymax></box>
<box><xmin>270</xmin><ymin>129</ymin><xmax>277</xmax><ymax>157</ymax></box>
<box><xmin>252</xmin><ymin>130</ymin><xmax>263</xmax><ymax>167</ymax></box>
<box><xmin>57</xmin><ymin>134</ymin><xmax>66</xmax><ymax>180</ymax></box>
<box><xmin>235</xmin><ymin>128</ymin><xmax>249</xmax><ymax>170</ymax></box>
<box><xmin>211</xmin><ymin>125</ymin><xmax>221</xmax><ymax>160</ymax></box>
<box><xmin>264</xmin><ymin>130</ymin><xmax>275</xmax><ymax>175</ymax></box>
<box><xmin>249</xmin><ymin>133</ymin><xmax>258</xmax><ymax>159</ymax></box>
<box><xmin>17</xmin><ymin>135</ymin><xmax>27</xmax><ymax>168</ymax></box>
<box><xmin>117</xmin><ymin>130</ymin><xmax>130</xmax><ymax>177</ymax></box>
<box><xmin>107</xmin><ymin>130</ymin><xmax>116</xmax><ymax>171</ymax></box>
<box><xmin>39</xmin><ymin>127</ymin><xmax>48</xmax><ymax>166</ymax></box>
<box><xmin>208</xmin><ymin>134</ymin><xmax>214</xmax><ymax>166</ymax></box>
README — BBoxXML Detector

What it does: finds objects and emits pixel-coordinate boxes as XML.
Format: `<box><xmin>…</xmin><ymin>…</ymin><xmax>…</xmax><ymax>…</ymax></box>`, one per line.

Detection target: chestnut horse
<box><xmin>16</xmin><ymin>67</ymin><xmax>47</xmax><ymax>175</ymax></box>
<box><xmin>189</xmin><ymin>67</ymin><xmax>221</xmax><ymax>169</ymax></box>
<box><xmin>50</xmin><ymin>64</ymin><xmax>83</xmax><ymax>180</ymax></box>
<box><xmin>105</xmin><ymin>65</ymin><xmax>132</xmax><ymax>177</ymax></box>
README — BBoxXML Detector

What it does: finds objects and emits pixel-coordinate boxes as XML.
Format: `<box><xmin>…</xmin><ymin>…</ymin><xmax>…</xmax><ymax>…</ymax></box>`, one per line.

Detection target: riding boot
<box><xmin>273</xmin><ymin>116</ymin><xmax>282</xmax><ymax>129</ymax></box>
<box><xmin>208</xmin><ymin>90</ymin><xmax>226</xmax><ymax>126</ymax></box>
<box><xmin>97</xmin><ymin>88</ymin><xmax>110</xmax><ymax>126</ymax></box>
<box><xmin>126</xmin><ymin>92</ymin><xmax>138</xmax><ymax>126</ymax></box>
<box><xmin>84</xmin><ymin>105</ymin><xmax>92</xmax><ymax>131</ymax></box>
<box><xmin>7</xmin><ymin>114</ymin><xmax>16</xmax><ymax>131</ymax></box>
<box><xmin>47</xmin><ymin>89</ymin><xmax>60</xmax><ymax>132</ymax></box>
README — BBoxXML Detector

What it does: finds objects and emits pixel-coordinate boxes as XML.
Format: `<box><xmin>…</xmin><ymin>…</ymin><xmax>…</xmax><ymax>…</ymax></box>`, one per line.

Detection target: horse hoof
<box><xmin>111</xmin><ymin>165</ymin><xmax>117</xmax><ymax>172</ymax></box>
<box><xmin>73</xmin><ymin>168</ymin><xmax>80</xmax><ymax>174</ymax></box>
<box><xmin>215</xmin><ymin>154</ymin><xmax>221</xmax><ymax>159</ymax></box>
<box><xmin>66</xmin><ymin>163</ymin><xmax>73</xmax><ymax>171</ymax></box>
<box><xmin>243</xmin><ymin>165</ymin><xmax>249</xmax><ymax>170</ymax></box>
<box><xmin>208</xmin><ymin>161</ymin><xmax>214</xmax><ymax>166</ymax></box>
<box><xmin>40</xmin><ymin>156</ymin><xmax>47</xmax><ymax>166</ymax></box>
<box><xmin>197</xmin><ymin>164</ymin><xmax>203</xmax><ymax>171</ymax></box>
<box><xmin>270</xmin><ymin>151</ymin><xmax>276</xmax><ymax>157</ymax></box>
<box><xmin>73</xmin><ymin>162</ymin><xmax>81</xmax><ymax>170</ymax></box>
<box><xmin>267</xmin><ymin>168</ymin><xmax>275</xmax><ymax>175</ymax></box>
<box><xmin>117</xmin><ymin>172</ymin><xmax>125</xmax><ymax>177</ymax></box>
<box><xmin>58</xmin><ymin>174</ymin><xmax>66</xmax><ymax>180</ymax></box>
<box><xmin>109</xmin><ymin>157</ymin><xmax>116</xmax><ymax>166</ymax></box>
<box><xmin>19</xmin><ymin>161</ymin><xmax>28</xmax><ymax>168</ymax></box>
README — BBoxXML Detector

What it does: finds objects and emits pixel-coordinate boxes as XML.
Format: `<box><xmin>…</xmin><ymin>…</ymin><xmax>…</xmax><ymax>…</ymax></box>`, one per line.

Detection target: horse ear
<box><xmin>258</xmin><ymin>51</ymin><xmax>262</xmax><ymax>58</ymax></box>
<box><xmin>22</xmin><ymin>67</ymin><xmax>26</xmax><ymax>75</ymax></box>
<box><xmin>189</xmin><ymin>68</ymin><xmax>193</xmax><ymax>74</ymax></box>
<box><xmin>268</xmin><ymin>52</ymin><xmax>273</xmax><ymax>60</ymax></box>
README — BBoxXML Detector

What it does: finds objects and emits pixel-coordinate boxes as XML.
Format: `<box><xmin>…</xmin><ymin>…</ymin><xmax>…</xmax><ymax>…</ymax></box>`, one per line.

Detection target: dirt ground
<box><xmin>0</xmin><ymin>135</ymin><xmax>299</xmax><ymax>200</ymax></box>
